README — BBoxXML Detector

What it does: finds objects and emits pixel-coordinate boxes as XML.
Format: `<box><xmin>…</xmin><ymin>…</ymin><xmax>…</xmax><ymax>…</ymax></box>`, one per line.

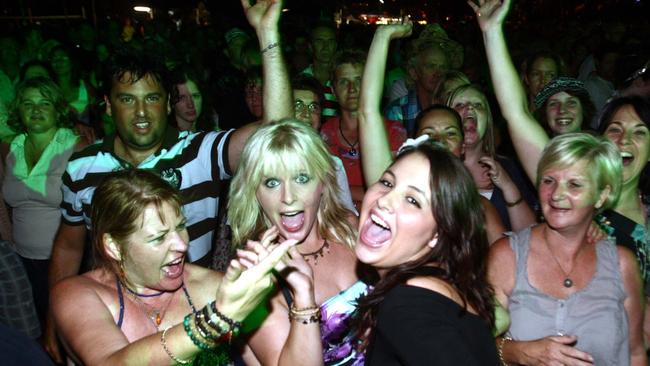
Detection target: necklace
<box><xmin>338</xmin><ymin>122</ymin><xmax>359</xmax><ymax>157</ymax></box>
<box><xmin>127</xmin><ymin>286</ymin><xmax>176</xmax><ymax>329</ymax></box>
<box><xmin>298</xmin><ymin>240</ymin><xmax>330</xmax><ymax>265</ymax></box>
<box><xmin>542</xmin><ymin>233</ymin><xmax>583</xmax><ymax>288</ymax></box>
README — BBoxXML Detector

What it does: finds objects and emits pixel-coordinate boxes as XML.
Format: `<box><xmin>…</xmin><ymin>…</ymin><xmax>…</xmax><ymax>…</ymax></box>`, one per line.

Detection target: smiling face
<box><xmin>538</xmin><ymin>159</ymin><xmax>607</xmax><ymax>231</ymax></box>
<box><xmin>117</xmin><ymin>202</ymin><xmax>189</xmax><ymax>293</ymax></box>
<box><xmin>545</xmin><ymin>91</ymin><xmax>584</xmax><ymax>135</ymax></box>
<box><xmin>18</xmin><ymin>88</ymin><xmax>58</xmax><ymax>134</ymax></box>
<box><xmin>602</xmin><ymin>105</ymin><xmax>650</xmax><ymax>185</ymax></box>
<box><xmin>449</xmin><ymin>88</ymin><xmax>489</xmax><ymax>148</ymax></box>
<box><xmin>107</xmin><ymin>72</ymin><xmax>169</xmax><ymax>154</ymax></box>
<box><xmin>416</xmin><ymin>109</ymin><xmax>463</xmax><ymax>157</ymax></box>
<box><xmin>256</xmin><ymin>163</ymin><xmax>324</xmax><ymax>243</ymax></box>
<box><xmin>356</xmin><ymin>153</ymin><xmax>437</xmax><ymax>269</ymax></box>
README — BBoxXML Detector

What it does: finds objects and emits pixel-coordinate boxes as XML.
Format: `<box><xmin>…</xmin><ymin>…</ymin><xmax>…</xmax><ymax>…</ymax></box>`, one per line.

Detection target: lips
<box><xmin>162</xmin><ymin>256</ymin><xmax>184</xmax><ymax>279</ymax></box>
<box><xmin>620</xmin><ymin>151</ymin><xmax>634</xmax><ymax>166</ymax></box>
<box><xmin>554</xmin><ymin>118</ymin><xmax>573</xmax><ymax>126</ymax></box>
<box><xmin>360</xmin><ymin>212</ymin><xmax>392</xmax><ymax>248</ymax></box>
<box><xmin>280</xmin><ymin>211</ymin><xmax>305</xmax><ymax>233</ymax></box>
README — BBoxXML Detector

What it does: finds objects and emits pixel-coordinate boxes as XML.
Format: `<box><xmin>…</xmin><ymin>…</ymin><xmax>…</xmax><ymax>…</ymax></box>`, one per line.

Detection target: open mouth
<box><xmin>621</xmin><ymin>151</ymin><xmax>634</xmax><ymax>166</ymax></box>
<box><xmin>135</xmin><ymin>121</ymin><xmax>151</xmax><ymax>130</ymax></box>
<box><xmin>360</xmin><ymin>212</ymin><xmax>392</xmax><ymax>247</ymax></box>
<box><xmin>162</xmin><ymin>257</ymin><xmax>184</xmax><ymax>278</ymax></box>
<box><xmin>280</xmin><ymin>211</ymin><xmax>305</xmax><ymax>233</ymax></box>
<box><xmin>555</xmin><ymin>118</ymin><xmax>573</xmax><ymax>126</ymax></box>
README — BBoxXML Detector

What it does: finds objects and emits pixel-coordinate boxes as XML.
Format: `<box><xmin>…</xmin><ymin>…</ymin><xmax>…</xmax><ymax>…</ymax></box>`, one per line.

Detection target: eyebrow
<box><xmin>385</xmin><ymin>169</ymin><xmax>428</xmax><ymax>198</ymax></box>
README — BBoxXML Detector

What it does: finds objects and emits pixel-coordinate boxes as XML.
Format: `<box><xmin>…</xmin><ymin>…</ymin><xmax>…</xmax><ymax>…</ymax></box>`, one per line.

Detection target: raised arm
<box><xmin>358</xmin><ymin>21</ymin><xmax>412</xmax><ymax>185</ymax></box>
<box><xmin>469</xmin><ymin>0</ymin><xmax>548</xmax><ymax>182</ymax></box>
<box><xmin>229</xmin><ymin>0</ymin><xmax>292</xmax><ymax>172</ymax></box>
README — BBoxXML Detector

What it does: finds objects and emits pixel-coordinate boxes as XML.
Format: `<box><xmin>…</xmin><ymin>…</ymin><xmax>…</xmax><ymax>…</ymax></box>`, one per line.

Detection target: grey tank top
<box><xmin>507</xmin><ymin>227</ymin><xmax>630</xmax><ymax>365</ymax></box>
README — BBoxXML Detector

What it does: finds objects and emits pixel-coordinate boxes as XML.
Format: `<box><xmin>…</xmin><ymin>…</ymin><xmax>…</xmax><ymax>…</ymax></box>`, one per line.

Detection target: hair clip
<box><xmin>397</xmin><ymin>134</ymin><xmax>430</xmax><ymax>155</ymax></box>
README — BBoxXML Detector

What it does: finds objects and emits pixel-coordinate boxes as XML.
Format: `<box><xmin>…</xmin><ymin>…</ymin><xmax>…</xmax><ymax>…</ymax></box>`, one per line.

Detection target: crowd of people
<box><xmin>0</xmin><ymin>0</ymin><xmax>649</xmax><ymax>364</ymax></box>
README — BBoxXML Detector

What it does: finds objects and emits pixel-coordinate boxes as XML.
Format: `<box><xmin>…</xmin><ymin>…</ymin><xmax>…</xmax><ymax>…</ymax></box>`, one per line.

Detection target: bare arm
<box><xmin>358</xmin><ymin>21</ymin><xmax>412</xmax><ymax>186</ymax></box>
<box><xmin>481</xmin><ymin>197</ymin><xmax>506</xmax><ymax>244</ymax></box>
<box><xmin>470</xmin><ymin>0</ymin><xmax>548</xmax><ymax>182</ymax></box>
<box><xmin>618</xmin><ymin>247</ymin><xmax>647</xmax><ymax>365</ymax></box>
<box><xmin>229</xmin><ymin>0</ymin><xmax>291</xmax><ymax>171</ymax></box>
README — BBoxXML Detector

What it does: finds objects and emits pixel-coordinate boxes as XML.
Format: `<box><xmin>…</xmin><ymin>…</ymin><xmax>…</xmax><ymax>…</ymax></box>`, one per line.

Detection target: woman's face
<box><xmin>450</xmin><ymin>88</ymin><xmax>488</xmax><ymax>148</ymax></box>
<box><xmin>256</xmin><ymin>164</ymin><xmax>324</xmax><ymax>243</ymax></box>
<box><xmin>50</xmin><ymin>49</ymin><xmax>72</xmax><ymax>76</ymax></box>
<box><xmin>18</xmin><ymin>88</ymin><xmax>58</xmax><ymax>134</ymax></box>
<box><xmin>602</xmin><ymin>104</ymin><xmax>650</xmax><ymax>185</ymax></box>
<box><xmin>526</xmin><ymin>57</ymin><xmax>558</xmax><ymax>98</ymax></box>
<box><xmin>416</xmin><ymin>109</ymin><xmax>463</xmax><ymax>157</ymax></box>
<box><xmin>356</xmin><ymin>153</ymin><xmax>437</xmax><ymax>270</ymax></box>
<box><xmin>538</xmin><ymin>159</ymin><xmax>607</xmax><ymax>231</ymax></box>
<box><xmin>545</xmin><ymin>91</ymin><xmax>584</xmax><ymax>135</ymax></box>
<box><xmin>174</xmin><ymin>80</ymin><xmax>203</xmax><ymax>126</ymax></box>
<box><xmin>119</xmin><ymin>202</ymin><xmax>189</xmax><ymax>293</ymax></box>
<box><xmin>245</xmin><ymin>79</ymin><xmax>263</xmax><ymax>119</ymax></box>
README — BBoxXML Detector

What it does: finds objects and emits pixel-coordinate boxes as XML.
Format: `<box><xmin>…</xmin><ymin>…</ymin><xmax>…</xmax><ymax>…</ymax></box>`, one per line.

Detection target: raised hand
<box><xmin>467</xmin><ymin>0</ymin><xmax>511</xmax><ymax>32</ymax></box>
<box><xmin>376</xmin><ymin>17</ymin><xmax>413</xmax><ymax>40</ymax></box>
<box><xmin>240</xmin><ymin>0</ymin><xmax>282</xmax><ymax>33</ymax></box>
<box><xmin>479</xmin><ymin>156</ymin><xmax>513</xmax><ymax>190</ymax></box>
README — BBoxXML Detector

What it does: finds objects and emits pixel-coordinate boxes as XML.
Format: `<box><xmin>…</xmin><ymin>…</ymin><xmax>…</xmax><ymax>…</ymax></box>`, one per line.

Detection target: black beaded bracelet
<box><xmin>210</xmin><ymin>301</ymin><xmax>242</xmax><ymax>334</ymax></box>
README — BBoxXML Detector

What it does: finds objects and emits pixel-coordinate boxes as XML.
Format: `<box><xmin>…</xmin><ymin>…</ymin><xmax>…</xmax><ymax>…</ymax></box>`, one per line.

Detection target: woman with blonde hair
<box><xmin>229</xmin><ymin>119</ymin><xmax>367</xmax><ymax>365</ymax></box>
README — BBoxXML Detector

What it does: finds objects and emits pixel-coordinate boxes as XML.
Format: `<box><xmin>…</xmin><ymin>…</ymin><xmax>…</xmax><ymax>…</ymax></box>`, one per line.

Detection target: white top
<box><xmin>3</xmin><ymin>128</ymin><xmax>78</xmax><ymax>259</ymax></box>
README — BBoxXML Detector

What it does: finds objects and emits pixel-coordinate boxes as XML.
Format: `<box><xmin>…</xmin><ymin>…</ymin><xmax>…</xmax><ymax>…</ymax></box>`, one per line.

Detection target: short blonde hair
<box><xmin>537</xmin><ymin>133</ymin><xmax>622</xmax><ymax>211</ymax></box>
<box><xmin>228</xmin><ymin>119</ymin><xmax>356</xmax><ymax>248</ymax></box>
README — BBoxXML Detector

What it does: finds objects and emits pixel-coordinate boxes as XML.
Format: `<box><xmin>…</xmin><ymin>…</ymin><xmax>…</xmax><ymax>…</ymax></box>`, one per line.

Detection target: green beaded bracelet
<box><xmin>183</xmin><ymin>314</ymin><xmax>213</xmax><ymax>351</ymax></box>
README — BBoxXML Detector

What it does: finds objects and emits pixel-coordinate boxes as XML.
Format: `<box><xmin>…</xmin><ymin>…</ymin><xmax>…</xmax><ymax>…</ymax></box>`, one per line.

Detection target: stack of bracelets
<box><xmin>160</xmin><ymin>301</ymin><xmax>242</xmax><ymax>365</ymax></box>
<box><xmin>288</xmin><ymin>303</ymin><xmax>321</xmax><ymax>324</ymax></box>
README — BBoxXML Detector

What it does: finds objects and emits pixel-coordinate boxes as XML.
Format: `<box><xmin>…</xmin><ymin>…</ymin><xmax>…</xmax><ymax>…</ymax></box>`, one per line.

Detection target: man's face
<box><xmin>293</xmin><ymin>89</ymin><xmax>321</xmax><ymax>130</ymax></box>
<box><xmin>525</xmin><ymin>57</ymin><xmax>558</xmax><ymax>98</ymax></box>
<box><xmin>333</xmin><ymin>63</ymin><xmax>363</xmax><ymax>112</ymax></box>
<box><xmin>310</xmin><ymin>27</ymin><xmax>337</xmax><ymax>64</ymax></box>
<box><xmin>411</xmin><ymin>45</ymin><xmax>449</xmax><ymax>94</ymax></box>
<box><xmin>106</xmin><ymin>73</ymin><xmax>169</xmax><ymax>153</ymax></box>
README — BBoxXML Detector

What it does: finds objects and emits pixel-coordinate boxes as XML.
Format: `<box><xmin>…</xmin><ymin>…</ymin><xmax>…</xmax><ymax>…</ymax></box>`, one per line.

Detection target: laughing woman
<box><xmin>229</xmin><ymin>119</ymin><xmax>367</xmax><ymax>365</ymax></box>
<box><xmin>356</xmin><ymin>141</ymin><xmax>499</xmax><ymax>365</ymax></box>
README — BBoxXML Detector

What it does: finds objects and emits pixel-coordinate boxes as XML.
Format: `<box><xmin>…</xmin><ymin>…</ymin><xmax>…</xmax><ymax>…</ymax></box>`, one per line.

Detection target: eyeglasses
<box><xmin>294</xmin><ymin>100</ymin><xmax>321</xmax><ymax>114</ymax></box>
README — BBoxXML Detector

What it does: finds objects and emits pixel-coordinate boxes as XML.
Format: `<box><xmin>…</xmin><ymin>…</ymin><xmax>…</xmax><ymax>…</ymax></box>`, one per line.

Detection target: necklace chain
<box><xmin>126</xmin><ymin>286</ymin><xmax>175</xmax><ymax>330</ymax></box>
<box><xmin>542</xmin><ymin>230</ymin><xmax>583</xmax><ymax>288</ymax></box>
<box><xmin>338</xmin><ymin>122</ymin><xmax>358</xmax><ymax>156</ymax></box>
<box><xmin>298</xmin><ymin>240</ymin><xmax>330</xmax><ymax>265</ymax></box>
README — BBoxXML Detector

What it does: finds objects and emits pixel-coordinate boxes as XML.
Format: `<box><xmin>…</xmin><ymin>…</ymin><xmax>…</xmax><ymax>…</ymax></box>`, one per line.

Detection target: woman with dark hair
<box><xmin>169</xmin><ymin>66</ymin><xmax>218</xmax><ymax>132</ymax></box>
<box><xmin>520</xmin><ymin>51</ymin><xmax>565</xmax><ymax>111</ymax></box>
<box><xmin>2</xmin><ymin>76</ymin><xmax>86</xmax><ymax>327</ymax></box>
<box><xmin>532</xmin><ymin>77</ymin><xmax>596</xmax><ymax>135</ymax></box>
<box><xmin>356</xmin><ymin>141</ymin><xmax>499</xmax><ymax>364</ymax></box>
<box><xmin>49</xmin><ymin>45</ymin><xmax>97</xmax><ymax>126</ymax></box>
<box><xmin>50</xmin><ymin>169</ymin><xmax>292</xmax><ymax>365</ymax></box>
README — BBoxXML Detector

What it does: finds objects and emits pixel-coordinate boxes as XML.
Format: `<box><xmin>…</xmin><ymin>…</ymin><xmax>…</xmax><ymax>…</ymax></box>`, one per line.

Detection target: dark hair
<box><xmin>91</xmin><ymin>169</ymin><xmax>183</xmax><ymax>285</ymax></box>
<box><xmin>19</xmin><ymin>59</ymin><xmax>55</xmax><ymax>82</ymax></box>
<box><xmin>415</xmin><ymin>104</ymin><xmax>464</xmax><ymax>138</ymax></box>
<box><xmin>521</xmin><ymin>51</ymin><xmax>567</xmax><ymax>79</ymax></box>
<box><xmin>355</xmin><ymin>144</ymin><xmax>495</xmax><ymax>344</ymax></box>
<box><xmin>291</xmin><ymin>74</ymin><xmax>324</xmax><ymax>107</ymax></box>
<box><xmin>534</xmin><ymin>80</ymin><xmax>596</xmax><ymax>134</ymax></box>
<box><xmin>8</xmin><ymin>76</ymin><xmax>75</xmax><ymax>133</ymax></box>
<box><xmin>597</xmin><ymin>96</ymin><xmax>650</xmax><ymax>133</ymax></box>
<box><xmin>333</xmin><ymin>48</ymin><xmax>366</xmax><ymax>77</ymax></box>
<box><xmin>168</xmin><ymin>65</ymin><xmax>203</xmax><ymax>106</ymax></box>
<box><xmin>103</xmin><ymin>47</ymin><xmax>170</xmax><ymax>98</ymax></box>
<box><xmin>48</xmin><ymin>45</ymin><xmax>82</xmax><ymax>84</ymax></box>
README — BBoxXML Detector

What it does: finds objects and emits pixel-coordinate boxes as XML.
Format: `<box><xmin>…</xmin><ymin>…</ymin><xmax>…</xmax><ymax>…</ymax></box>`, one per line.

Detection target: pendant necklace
<box><xmin>127</xmin><ymin>287</ymin><xmax>175</xmax><ymax>330</ymax></box>
<box><xmin>338</xmin><ymin>122</ymin><xmax>359</xmax><ymax>157</ymax></box>
<box><xmin>298</xmin><ymin>240</ymin><xmax>330</xmax><ymax>265</ymax></box>
<box><xmin>543</xmin><ymin>235</ymin><xmax>583</xmax><ymax>288</ymax></box>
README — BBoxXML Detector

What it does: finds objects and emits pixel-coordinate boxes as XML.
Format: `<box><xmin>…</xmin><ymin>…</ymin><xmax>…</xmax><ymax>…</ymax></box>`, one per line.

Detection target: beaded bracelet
<box><xmin>194</xmin><ymin>309</ymin><xmax>221</xmax><ymax>343</ymax></box>
<box><xmin>497</xmin><ymin>336</ymin><xmax>512</xmax><ymax>366</ymax></box>
<box><xmin>288</xmin><ymin>304</ymin><xmax>321</xmax><ymax>324</ymax></box>
<box><xmin>160</xmin><ymin>326</ymin><xmax>193</xmax><ymax>365</ymax></box>
<box><xmin>183</xmin><ymin>314</ymin><xmax>214</xmax><ymax>351</ymax></box>
<box><xmin>209</xmin><ymin>301</ymin><xmax>242</xmax><ymax>334</ymax></box>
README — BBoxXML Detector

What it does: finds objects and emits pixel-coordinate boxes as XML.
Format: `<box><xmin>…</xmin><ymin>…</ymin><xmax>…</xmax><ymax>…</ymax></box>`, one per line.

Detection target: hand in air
<box><xmin>240</xmin><ymin>0</ymin><xmax>282</xmax><ymax>33</ymax></box>
<box><xmin>467</xmin><ymin>0</ymin><xmax>511</xmax><ymax>32</ymax></box>
<box><xmin>377</xmin><ymin>17</ymin><xmax>413</xmax><ymax>40</ymax></box>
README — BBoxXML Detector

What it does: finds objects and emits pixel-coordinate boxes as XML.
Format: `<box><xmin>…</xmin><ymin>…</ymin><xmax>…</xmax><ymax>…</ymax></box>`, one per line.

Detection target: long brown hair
<box><xmin>355</xmin><ymin>143</ymin><xmax>495</xmax><ymax>344</ymax></box>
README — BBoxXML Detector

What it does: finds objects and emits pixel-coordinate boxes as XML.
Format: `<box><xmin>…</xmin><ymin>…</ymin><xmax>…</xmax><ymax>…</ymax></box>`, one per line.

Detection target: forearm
<box><xmin>359</xmin><ymin>30</ymin><xmax>393</xmax><ymax>185</ymax></box>
<box><xmin>257</xmin><ymin>28</ymin><xmax>292</xmax><ymax>122</ymax></box>
<box><xmin>501</xmin><ymin>184</ymin><xmax>537</xmax><ymax>231</ymax></box>
<box><xmin>482</xmin><ymin>27</ymin><xmax>547</xmax><ymax>182</ymax></box>
<box><xmin>48</xmin><ymin>235</ymin><xmax>84</xmax><ymax>288</ymax></box>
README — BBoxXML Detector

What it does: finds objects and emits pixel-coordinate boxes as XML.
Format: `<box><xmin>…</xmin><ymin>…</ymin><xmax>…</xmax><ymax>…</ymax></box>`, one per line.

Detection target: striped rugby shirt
<box><xmin>60</xmin><ymin>127</ymin><xmax>233</xmax><ymax>261</ymax></box>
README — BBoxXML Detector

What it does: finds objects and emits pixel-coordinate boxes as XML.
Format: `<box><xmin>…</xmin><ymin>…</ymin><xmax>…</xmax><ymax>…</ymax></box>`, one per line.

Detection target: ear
<box><xmin>407</xmin><ymin>64</ymin><xmax>418</xmax><ymax>81</ymax></box>
<box><xmin>166</xmin><ymin>96</ymin><xmax>172</xmax><ymax>115</ymax></box>
<box><xmin>104</xmin><ymin>95</ymin><xmax>112</xmax><ymax>117</ymax></box>
<box><xmin>104</xmin><ymin>234</ymin><xmax>122</xmax><ymax>262</ymax></box>
<box><xmin>594</xmin><ymin>185</ymin><xmax>611</xmax><ymax>209</ymax></box>
<box><xmin>427</xmin><ymin>234</ymin><xmax>439</xmax><ymax>249</ymax></box>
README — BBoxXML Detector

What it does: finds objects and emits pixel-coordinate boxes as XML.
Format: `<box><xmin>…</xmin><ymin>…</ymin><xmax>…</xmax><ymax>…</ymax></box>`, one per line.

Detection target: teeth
<box><xmin>621</xmin><ymin>151</ymin><xmax>633</xmax><ymax>158</ymax></box>
<box><xmin>282</xmin><ymin>211</ymin><xmax>300</xmax><ymax>217</ymax></box>
<box><xmin>135</xmin><ymin>122</ymin><xmax>149</xmax><ymax>128</ymax></box>
<box><xmin>370</xmin><ymin>214</ymin><xmax>389</xmax><ymax>230</ymax></box>
<box><xmin>556</xmin><ymin>119</ymin><xmax>572</xmax><ymax>125</ymax></box>
<box><xmin>166</xmin><ymin>257</ymin><xmax>182</xmax><ymax>266</ymax></box>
